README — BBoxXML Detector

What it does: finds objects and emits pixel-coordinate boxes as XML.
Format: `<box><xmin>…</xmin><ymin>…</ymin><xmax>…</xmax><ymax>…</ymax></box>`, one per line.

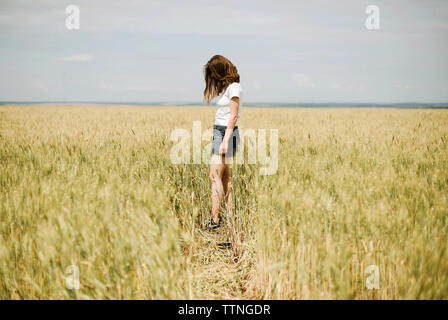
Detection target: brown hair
<box><xmin>203</xmin><ymin>55</ymin><xmax>240</xmax><ymax>104</ymax></box>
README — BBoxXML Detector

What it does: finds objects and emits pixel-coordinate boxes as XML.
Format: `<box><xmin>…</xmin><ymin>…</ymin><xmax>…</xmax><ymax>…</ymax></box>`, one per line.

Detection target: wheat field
<box><xmin>0</xmin><ymin>105</ymin><xmax>447</xmax><ymax>299</ymax></box>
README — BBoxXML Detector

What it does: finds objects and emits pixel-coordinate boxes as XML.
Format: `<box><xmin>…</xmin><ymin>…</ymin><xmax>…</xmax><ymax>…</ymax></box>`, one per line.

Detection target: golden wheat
<box><xmin>0</xmin><ymin>105</ymin><xmax>447</xmax><ymax>299</ymax></box>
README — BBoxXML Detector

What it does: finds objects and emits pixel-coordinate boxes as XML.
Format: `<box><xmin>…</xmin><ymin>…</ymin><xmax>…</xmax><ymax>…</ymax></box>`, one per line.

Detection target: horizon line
<box><xmin>1</xmin><ymin>101</ymin><xmax>448</xmax><ymax>106</ymax></box>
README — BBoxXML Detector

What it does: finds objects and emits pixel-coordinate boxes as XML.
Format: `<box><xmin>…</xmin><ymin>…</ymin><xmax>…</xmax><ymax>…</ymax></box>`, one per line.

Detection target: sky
<box><xmin>0</xmin><ymin>0</ymin><xmax>447</xmax><ymax>103</ymax></box>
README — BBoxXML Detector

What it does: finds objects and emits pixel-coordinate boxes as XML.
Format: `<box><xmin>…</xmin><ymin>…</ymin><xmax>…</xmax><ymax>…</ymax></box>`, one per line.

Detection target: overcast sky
<box><xmin>0</xmin><ymin>0</ymin><xmax>447</xmax><ymax>103</ymax></box>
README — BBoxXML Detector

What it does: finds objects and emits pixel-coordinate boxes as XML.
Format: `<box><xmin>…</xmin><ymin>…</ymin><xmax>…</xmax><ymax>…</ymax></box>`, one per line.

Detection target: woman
<box><xmin>203</xmin><ymin>55</ymin><xmax>242</xmax><ymax>230</ymax></box>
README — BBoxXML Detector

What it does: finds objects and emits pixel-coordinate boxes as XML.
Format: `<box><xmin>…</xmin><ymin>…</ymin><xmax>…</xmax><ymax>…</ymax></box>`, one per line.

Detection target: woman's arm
<box><xmin>219</xmin><ymin>96</ymin><xmax>239</xmax><ymax>154</ymax></box>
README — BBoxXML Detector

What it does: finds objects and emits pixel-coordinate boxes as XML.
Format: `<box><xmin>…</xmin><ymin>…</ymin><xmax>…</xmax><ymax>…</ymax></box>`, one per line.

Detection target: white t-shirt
<box><xmin>214</xmin><ymin>82</ymin><xmax>242</xmax><ymax>126</ymax></box>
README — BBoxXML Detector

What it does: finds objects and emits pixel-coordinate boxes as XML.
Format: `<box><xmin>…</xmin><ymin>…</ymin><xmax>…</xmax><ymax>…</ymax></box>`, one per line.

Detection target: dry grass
<box><xmin>0</xmin><ymin>105</ymin><xmax>447</xmax><ymax>299</ymax></box>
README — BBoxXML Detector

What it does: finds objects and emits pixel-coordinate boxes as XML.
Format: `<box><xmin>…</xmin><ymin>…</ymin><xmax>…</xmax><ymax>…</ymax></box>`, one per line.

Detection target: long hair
<box><xmin>203</xmin><ymin>55</ymin><xmax>240</xmax><ymax>104</ymax></box>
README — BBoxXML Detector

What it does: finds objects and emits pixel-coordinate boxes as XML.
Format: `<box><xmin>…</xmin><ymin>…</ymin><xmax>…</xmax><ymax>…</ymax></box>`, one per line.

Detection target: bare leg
<box><xmin>222</xmin><ymin>163</ymin><xmax>235</xmax><ymax>217</ymax></box>
<box><xmin>210</xmin><ymin>155</ymin><xmax>225</xmax><ymax>223</ymax></box>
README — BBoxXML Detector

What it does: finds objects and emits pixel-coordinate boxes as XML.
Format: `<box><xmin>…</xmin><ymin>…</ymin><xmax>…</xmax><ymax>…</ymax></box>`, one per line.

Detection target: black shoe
<box><xmin>207</xmin><ymin>217</ymin><xmax>221</xmax><ymax>230</ymax></box>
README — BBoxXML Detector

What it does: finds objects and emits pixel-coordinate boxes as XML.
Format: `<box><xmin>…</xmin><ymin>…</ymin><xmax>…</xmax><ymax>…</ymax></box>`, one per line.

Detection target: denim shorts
<box><xmin>212</xmin><ymin>125</ymin><xmax>240</xmax><ymax>157</ymax></box>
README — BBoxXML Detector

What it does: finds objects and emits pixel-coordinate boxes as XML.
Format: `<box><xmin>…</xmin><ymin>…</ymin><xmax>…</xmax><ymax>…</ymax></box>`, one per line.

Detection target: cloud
<box><xmin>99</xmin><ymin>83</ymin><xmax>161</xmax><ymax>92</ymax></box>
<box><xmin>291</xmin><ymin>74</ymin><xmax>316</xmax><ymax>88</ymax></box>
<box><xmin>32</xmin><ymin>81</ymin><xmax>48</xmax><ymax>92</ymax></box>
<box><xmin>251</xmin><ymin>80</ymin><xmax>261</xmax><ymax>91</ymax></box>
<box><xmin>330</xmin><ymin>83</ymin><xmax>365</xmax><ymax>91</ymax></box>
<box><xmin>430</xmin><ymin>22</ymin><xmax>448</xmax><ymax>30</ymax></box>
<box><xmin>60</xmin><ymin>54</ymin><xmax>95</xmax><ymax>62</ymax></box>
<box><xmin>394</xmin><ymin>84</ymin><xmax>416</xmax><ymax>90</ymax></box>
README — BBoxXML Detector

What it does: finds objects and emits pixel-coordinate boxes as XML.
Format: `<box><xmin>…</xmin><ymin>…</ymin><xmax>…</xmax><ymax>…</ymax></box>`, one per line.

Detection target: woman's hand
<box><xmin>219</xmin><ymin>139</ymin><xmax>228</xmax><ymax>155</ymax></box>
<box><xmin>219</xmin><ymin>96</ymin><xmax>239</xmax><ymax>155</ymax></box>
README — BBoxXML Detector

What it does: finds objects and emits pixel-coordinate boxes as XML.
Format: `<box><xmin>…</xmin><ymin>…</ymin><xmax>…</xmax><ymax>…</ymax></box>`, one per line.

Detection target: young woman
<box><xmin>203</xmin><ymin>55</ymin><xmax>242</xmax><ymax>230</ymax></box>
